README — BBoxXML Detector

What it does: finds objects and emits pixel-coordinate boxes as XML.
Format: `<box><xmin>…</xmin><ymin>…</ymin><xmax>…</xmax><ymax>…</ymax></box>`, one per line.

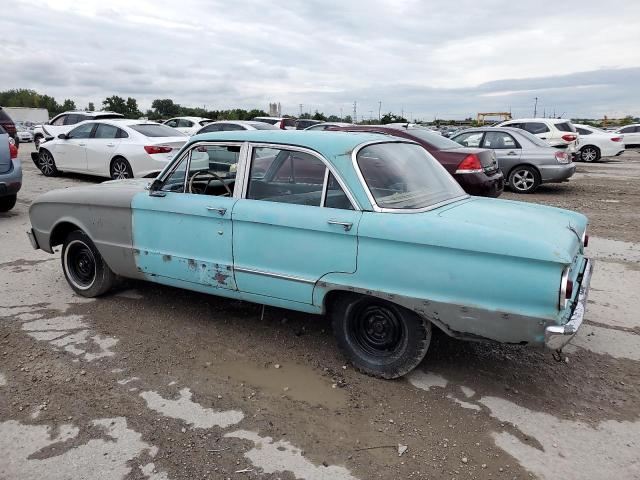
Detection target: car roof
<box><xmin>501</xmin><ymin>118</ymin><xmax>571</xmax><ymax>124</ymax></box>
<box><xmin>56</xmin><ymin>110</ymin><xmax>124</xmax><ymax>117</ymax></box>
<box><xmin>167</xmin><ymin>116</ymin><xmax>211</xmax><ymax>121</ymax></box>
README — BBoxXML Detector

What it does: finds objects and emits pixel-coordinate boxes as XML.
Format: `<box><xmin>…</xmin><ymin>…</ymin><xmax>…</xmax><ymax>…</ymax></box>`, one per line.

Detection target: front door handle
<box><xmin>106</xmin><ymin>143</ymin><xmax>115</xmax><ymax>147</ymax></box>
<box><xmin>507</xmin><ymin>151</ymin><xmax>518</xmax><ymax>156</ymax></box>
<box><xmin>78</xmin><ymin>143</ymin><xmax>86</xmax><ymax>147</ymax></box>
<box><xmin>328</xmin><ymin>219</ymin><xmax>353</xmax><ymax>231</ymax></box>
<box><xmin>207</xmin><ymin>206</ymin><xmax>227</xmax><ymax>216</ymax></box>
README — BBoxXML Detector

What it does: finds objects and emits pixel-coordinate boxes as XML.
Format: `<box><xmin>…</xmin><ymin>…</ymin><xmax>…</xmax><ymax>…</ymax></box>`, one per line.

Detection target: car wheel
<box><xmin>34</xmin><ymin>134</ymin><xmax>43</xmax><ymax>149</ymax></box>
<box><xmin>508</xmin><ymin>165</ymin><xmax>540</xmax><ymax>194</ymax></box>
<box><xmin>331</xmin><ymin>294</ymin><xmax>431</xmax><ymax>379</ymax></box>
<box><xmin>110</xmin><ymin>157</ymin><xmax>133</xmax><ymax>180</ymax></box>
<box><xmin>580</xmin><ymin>145</ymin><xmax>600</xmax><ymax>162</ymax></box>
<box><xmin>61</xmin><ymin>230</ymin><xmax>115</xmax><ymax>297</ymax></box>
<box><xmin>0</xmin><ymin>194</ymin><xmax>17</xmax><ymax>212</ymax></box>
<box><xmin>38</xmin><ymin>149</ymin><xmax>59</xmax><ymax>177</ymax></box>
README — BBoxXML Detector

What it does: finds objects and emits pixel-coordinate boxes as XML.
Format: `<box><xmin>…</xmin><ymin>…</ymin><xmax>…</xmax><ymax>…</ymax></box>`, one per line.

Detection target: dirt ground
<box><xmin>1</xmin><ymin>144</ymin><xmax>639</xmax><ymax>480</ymax></box>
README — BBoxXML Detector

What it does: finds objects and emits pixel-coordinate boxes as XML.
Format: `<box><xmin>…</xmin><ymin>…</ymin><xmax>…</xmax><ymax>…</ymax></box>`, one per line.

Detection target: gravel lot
<box><xmin>1</xmin><ymin>144</ymin><xmax>639</xmax><ymax>480</ymax></box>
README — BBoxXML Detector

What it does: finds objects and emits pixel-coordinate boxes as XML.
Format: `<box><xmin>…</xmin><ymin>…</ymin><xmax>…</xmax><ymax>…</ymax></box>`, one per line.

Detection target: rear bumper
<box><xmin>456</xmin><ymin>170</ymin><xmax>505</xmax><ymax>198</ymax></box>
<box><xmin>545</xmin><ymin>258</ymin><xmax>593</xmax><ymax>350</ymax></box>
<box><xmin>0</xmin><ymin>158</ymin><xmax>23</xmax><ymax>195</ymax></box>
<box><xmin>26</xmin><ymin>228</ymin><xmax>40</xmax><ymax>250</ymax></box>
<box><xmin>539</xmin><ymin>163</ymin><xmax>576</xmax><ymax>183</ymax></box>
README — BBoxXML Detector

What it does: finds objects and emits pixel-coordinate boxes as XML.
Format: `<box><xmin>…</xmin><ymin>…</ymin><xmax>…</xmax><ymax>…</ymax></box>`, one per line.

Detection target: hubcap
<box><xmin>512</xmin><ymin>169</ymin><xmax>535</xmax><ymax>191</ymax></box>
<box><xmin>582</xmin><ymin>148</ymin><xmax>597</xmax><ymax>162</ymax></box>
<box><xmin>112</xmin><ymin>161</ymin><xmax>130</xmax><ymax>179</ymax></box>
<box><xmin>39</xmin><ymin>152</ymin><xmax>54</xmax><ymax>175</ymax></box>
<box><xmin>349</xmin><ymin>303</ymin><xmax>405</xmax><ymax>357</ymax></box>
<box><xmin>65</xmin><ymin>240</ymin><xmax>96</xmax><ymax>289</ymax></box>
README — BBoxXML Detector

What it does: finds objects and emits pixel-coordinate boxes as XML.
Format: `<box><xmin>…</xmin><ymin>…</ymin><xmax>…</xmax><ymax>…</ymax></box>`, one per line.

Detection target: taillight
<box><xmin>279</xmin><ymin>119</ymin><xmax>286</xmax><ymax>130</ymax></box>
<box><xmin>144</xmin><ymin>145</ymin><xmax>173</xmax><ymax>154</ymax></box>
<box><xmin>611</xmin><ymin>137</ymin><xmax>623</xmax><ymax>142</ymax></box>
<box><xmin>582</xmin><ymin>229</ymin><xmax>589</xmax><ymax>248</ymax></box>
<box><xmin>554</xmin><ymin>151</ymin><xmax>569</xmax><ymax>163</ymax></box>
<box><xmin>455</xmin><ymin>154</ymin><xmax>483</xmax><ymax>173</ymax></box>
<box><xmin>9</xmin><ymin>142</ymin><xmax>18</xmax><ymax>159</ymax></box>
<box><xmin>561</xmin><ymin>134</ymin><xmax>577</xmax><ymax>142</ymax></box>
<box><xmin>565</xmin><ymin>279</ymin><xmax>574</xmax><ymax>300</ymax></box>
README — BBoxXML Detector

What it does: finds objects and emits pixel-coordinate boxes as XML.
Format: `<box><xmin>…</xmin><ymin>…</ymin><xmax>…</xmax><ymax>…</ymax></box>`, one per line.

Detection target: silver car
<box><xmin>451</xmin><ymin>127</ymin><xmax>576</xmax><ymax>193</ymax></box>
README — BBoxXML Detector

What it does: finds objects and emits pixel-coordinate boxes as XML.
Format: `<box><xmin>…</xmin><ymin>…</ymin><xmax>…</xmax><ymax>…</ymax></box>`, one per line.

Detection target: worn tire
<box><xmin>61</xmin><ymin>230</ymin><xmax>115</xmax><ymax>297</ymax></box>
<box><xmin>508</xmin><ymin>165</ymin><xmax>540</xmax><ymax>194</ymax></box>
<box><xmin>331</xmin><ymin>294</ymin><xmax>431</xmax><ymax>379</ymax></box>
<box><xmin>38</xmin><ymin>149</ymin><xmax>59</xmax><ymax>177</ymax></box>
<box><xmin>580</xmin><ymin>145</ymin><xmax>600</xmax><ymax>162</ymax></box>
<box><xmin>110</xmin><ymin>157</ymin><xmax>133</xmax><ymax>180</ymax></box>
<box><xmin>0</xmin><ymin>194</ymin><xmax>17</xmax><ymax>212</ymax></box>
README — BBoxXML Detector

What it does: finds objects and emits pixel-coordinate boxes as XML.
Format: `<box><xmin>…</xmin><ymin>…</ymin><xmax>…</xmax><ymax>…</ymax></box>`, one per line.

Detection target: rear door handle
<box><xmin>78</xmin><ymin>143</ymin><xmax>86</xmax><ymax>147</ymax></box>
<box><xmin>328</xmin><ymin>219</ymin><xmax>353</xmax><ymax>231</ymax></box>
<box><xmin>106</xmin><ymin>143</ymin><xmax>115</xmax><ymax>147</ymax></box>
<box><xmin>207</xmin><ymin>206</ymin><xmax>227</xmax><ymax>216</ymax></box>
<box><xmin>507</xmin><ymin>151</ymin><xmax>518</xmax><ymax>156</ymax></box>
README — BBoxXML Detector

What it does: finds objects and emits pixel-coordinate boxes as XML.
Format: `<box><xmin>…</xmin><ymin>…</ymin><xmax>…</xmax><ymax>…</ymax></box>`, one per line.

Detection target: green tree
<box><xmin>380</xmin><ymin>113</ymin><xmax>407</xmax><ymax>124</ymax></box>
<box><xmin>312</xmin><ymin>110</ymin><xmax>327</xmax><ymax>121</ymax></box>
<box><xmin>125</xmin><ymin>97</ymin><xmax>141</xmax><ymax>118</ymax></box>
<box><xmin>151</xmin><ymin>99</ymin><xmax>181</xmax><ymax>118</ymax></box>
<box><xmin>88</xmin><ymin>102</ymin><xmax>95</xmax><ymax>111</ymax></box>
<box><xmin>61</xmin><ymin>99</ymin><xmax>76</xmax><ymax>111</ymax></box>
<box><xmin>620</xmin><ymin>115</ymin><xmax>634</xmax><ymax>126</ymax></box>
<box><xmin>102</xmin><ymin>95</ymin><xmax>127</xmax><ymax>114</ymax></box>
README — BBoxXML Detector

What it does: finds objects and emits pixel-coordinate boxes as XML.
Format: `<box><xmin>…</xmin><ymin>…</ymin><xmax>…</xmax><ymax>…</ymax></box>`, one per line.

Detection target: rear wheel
<box><xmin>61</xmin><ymin>230</ymin><xmax>115</xmax><ymax>297</ymax></box>
<box><xmin>508</xmin><ymin>165</ymin><xmax>540</xmax><ymax>194</ymax></box>
<box><xmin>110</xmin><ymin>157</ymin><xmax>133</xmax><ymax>180</ymax></box>
<box><xmin>331</xmin><ymin>294</ymin><xmax>431</xmax><ymax>379</ymax></box>
<box><xmin>0</xmin><ymin>194</ymin><xmax>17</xmax><ymax>212</ymax></box>
<box><xmin>38</xmin><ymin>149</ymin><xmax>59</xmax><ymax>177</ymax></box>
<box><xmin>580</xmin><ymin>145</ymin><xmax>600</xmax><ymax>162</ymax></box>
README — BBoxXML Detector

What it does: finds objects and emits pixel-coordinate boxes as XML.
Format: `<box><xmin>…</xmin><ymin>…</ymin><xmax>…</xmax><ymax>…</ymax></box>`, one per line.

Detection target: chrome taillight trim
<box><xmin>559</xmin><ymin>265</ymin><xmax>571</xmax><ymax>309</ymax></box>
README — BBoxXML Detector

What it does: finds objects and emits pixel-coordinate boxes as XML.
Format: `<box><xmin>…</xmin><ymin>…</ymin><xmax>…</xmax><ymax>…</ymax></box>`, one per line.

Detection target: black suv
<box><xmin>0</xmin><ymin>107</ymin><xmax>18</xmax><ymax>146</ymax></box>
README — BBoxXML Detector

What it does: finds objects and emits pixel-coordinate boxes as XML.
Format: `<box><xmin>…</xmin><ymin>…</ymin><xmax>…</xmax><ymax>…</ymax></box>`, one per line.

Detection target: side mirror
<box><xmin>148</xmin><ymin>178</ymin><xmax>166</xmax><ymax>197</ymax></box>
<box><xmin>58</xmin><ymin>133</ymin><xmax>68</xmax><ymax>140</ymax></box>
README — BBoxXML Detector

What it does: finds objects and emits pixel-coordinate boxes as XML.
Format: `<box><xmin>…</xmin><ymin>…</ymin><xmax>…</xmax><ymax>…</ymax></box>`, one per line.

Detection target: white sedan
<box><xmin>193</xmin><ymin>120</ymin><xmax>279</xmax><ymax>134</ymax></box>
<box><xmin>614</xmin><ymin>124</ymin><xmax>640</xmax><ymax>147</ymax></box>
<box><xmin>33</xmin><ymin>120</ymin><xmax>187</xmax><ymax>179</ymax></box>
<box><xmin>162</xmin><ymin>117</ymin><xmax>213</xmax><ymax>135</ymax></box>
<box><xmin>573</xmin><ymin>124</ymin><xmax>625</xmax><ymax>162</ymax></box>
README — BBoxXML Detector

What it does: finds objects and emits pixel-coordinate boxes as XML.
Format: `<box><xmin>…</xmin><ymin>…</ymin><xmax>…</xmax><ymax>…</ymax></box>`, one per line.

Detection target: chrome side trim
<box><xmin>233</xmin><ymin>266</ymin><xmax>316</xmax><ymax>285</ymax></box>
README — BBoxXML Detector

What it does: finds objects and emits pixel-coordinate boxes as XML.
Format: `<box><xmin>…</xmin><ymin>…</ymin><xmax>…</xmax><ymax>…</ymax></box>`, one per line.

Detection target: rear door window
<box><xmin>283</xmin><ymin>118</ymin><xmax>297</xmax><ymax>128</ymax></box>
<box><xmin>222</xmin><ymin>123</ymin><xmax>245</xmax><ymax>131</ymax></box>
<box><xmin>95</xmin><ymin>124</ymin><xmax>128</xmax><ymax>139</ymax></box>
<box><xmin>198</xmin><ymin>123</ymin><xmax>223</xmax><ymax>133</ymax></box>
<box><xmin>51</xmin><ymin>115</ymin><xmax>67</xmax><ymax>126</ymax></box>
<box><xmin>575</xmin><ymin>127</ymin><xmax>591</xmax><ymax>135</ymax></box>
<box><xmin>65</xmin><ymin>114</ymin><xmax>86</xmax><ymax>125</ymax></box>
<box><xmin>555</xmin><ymin>122</ymin><xmax>576</xmax><ymax>133</ymax></box>
<box><xmin>452</xmin><ymin>131</ymin><xmax>483</xmax><ymax>147</ymax></box>
<box><xmin>177</xmin><ymin>119</ymin><xmax>194</xmax><ymax>128</ymax></box>
<box><xmin>523</xmin><ymin>122</ymin><xmax>550</xmax><ymax>134</ymax></box>
<box><xmin>165</xmin><ymin>119</ymin><xmax>179</xmax><ymax>128</ymax></box>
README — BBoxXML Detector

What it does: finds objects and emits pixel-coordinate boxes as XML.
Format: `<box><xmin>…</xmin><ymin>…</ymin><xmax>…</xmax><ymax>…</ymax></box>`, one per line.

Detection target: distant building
<box><xmin>268</xmin><ymin>102</ymin><xmax>281</xmax><ymax>117</ymax></box>
<box><xmin>2</xmin><ymin>107</ymin><xmax>49</xmax><ymax>124</ymax></box>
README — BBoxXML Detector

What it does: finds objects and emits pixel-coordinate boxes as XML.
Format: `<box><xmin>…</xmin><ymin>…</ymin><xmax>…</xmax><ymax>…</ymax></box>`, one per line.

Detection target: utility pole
<box><xmin>299</xmin><ymin>104</ymin><xmax>303</xmax><ymax>117</ymax></box>
<box><xmin>340</xmin><ymin>107</ymin><xmax>343</xmax><ymax>120</ymax></box>
<box><xmin>353</xmin><ymin>101</ymin><xmax>357</xmax><ymax>123</ymax></box>
<box><xmin>533</xmin><ymin>97</ymin><xmax>538</xmax><ymax>118</ymax></box>
<box><xmin>378</xmin><ymin>101</ymin><xmax>382</xmax><ymax>122</ymax></box>
<box><xmin>369</xmin><ymin>110</ymin><xmax>373</xmax><ymax>120</ymax></box>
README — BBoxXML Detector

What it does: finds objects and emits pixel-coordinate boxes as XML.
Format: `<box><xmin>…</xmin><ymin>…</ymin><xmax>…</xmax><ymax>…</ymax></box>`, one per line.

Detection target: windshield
<box><xmin>356</xmin><ymin>142</ymin><xmax>466</xmax><ymax>210</ymax></box>
<box><xmin>402</xmin><ymin>127</ymin><xmax>463</xmax><ymax>150</ymax></box>
<box><xmin>130</xmin><ymin>124</ymin><xmax>186</xmax><ymax>137</ymax></box>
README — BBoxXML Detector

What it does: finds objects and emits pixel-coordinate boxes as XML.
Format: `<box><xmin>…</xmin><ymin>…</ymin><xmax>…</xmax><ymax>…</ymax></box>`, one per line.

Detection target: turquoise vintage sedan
<box><xmin>27</xmin><ymin>130</ymin><xmax>593</xmax><ymax>378</ymax></box>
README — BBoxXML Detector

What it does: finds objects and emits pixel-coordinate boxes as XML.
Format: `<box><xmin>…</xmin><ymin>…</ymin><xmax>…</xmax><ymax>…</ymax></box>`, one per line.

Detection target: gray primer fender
<box><xmin>29</xmin><ymin>179</ymin><xmax>149</xmax><ymax>279</ymax></box>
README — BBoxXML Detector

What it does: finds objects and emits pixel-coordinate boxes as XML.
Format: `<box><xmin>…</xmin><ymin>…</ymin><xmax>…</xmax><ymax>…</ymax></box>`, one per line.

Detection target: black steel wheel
<box><xmin>61</xmin><ymin>230</ymin><xmax>115</xmax><ymax>297</ymax></box>
<box><xmin>332</xmin><ymin>294</ymin><xmax>431</xmax><ymax>379</ymax></box>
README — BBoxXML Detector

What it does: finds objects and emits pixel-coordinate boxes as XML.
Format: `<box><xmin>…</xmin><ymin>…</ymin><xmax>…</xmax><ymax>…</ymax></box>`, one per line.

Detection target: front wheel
<box><xmin>38</xmin><ymin>149</ymin><xmax>59</xmax><ymax>177</ymax></box>
<box><xmin>110</xmin><ymin>157</ymin><xmax>133</xmax><ymax>180</ymax></box>
<box><xmin>332</xmin><ymin>295</ymin><xmax>431</xmax><ymax>379</ymax></box>
<box><xmin>61</xmin><ymin>230</ymin><xmax>115</xmax><ymax>297</ymax></box>
<box><xmin>580</xmin><ymin>145</ymin><xmax>600</xmax><ymax>162</ymax></box>
<box><xmin>508</xmin><ymin>165</ymin><xmax>540</xmax><ymax>194</ymax></box>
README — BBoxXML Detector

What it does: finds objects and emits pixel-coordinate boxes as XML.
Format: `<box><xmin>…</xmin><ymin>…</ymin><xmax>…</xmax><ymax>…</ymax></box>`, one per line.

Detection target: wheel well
<box><xmin>323</xmin><ymin>289</ymin><xmax>360</xmax><ymax>315</ymax></box>
<box><xmin>507</xmin><ymin>163</ymin><xmax>540</xmax><ymax>181</ymax></box>
<box><xmin>580</xmin><ymin>144</ymin><xmax>599</xmax><ymax>151</ymax></box>
<box><xmin>50</xmin><ymin>222</ymin><xmax>82</xmax><ymax>248</ymax></box>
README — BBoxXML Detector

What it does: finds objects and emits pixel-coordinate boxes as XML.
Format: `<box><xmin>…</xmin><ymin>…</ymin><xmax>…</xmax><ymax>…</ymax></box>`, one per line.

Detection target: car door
<box><xmin>85</xmin><ymin>123</ymin><xmax>126</xmax><ymax>176</ymax></box>
<box><xmin>482</xmin><ymin>131</ymin><xmax>521</xmax><ymax>174</ymax></box>
<box><xmin>131</xmin><ymin>142</ymin><xmax>244</xmax><ymax>290</ymax></box>
<box><xmin>232</xmin><ymin>145</ymin><xmax>361</xmax><ymax>304</ymax></box>
<box><xmin>53</xmin><ymin>122</ymin><xmax>95</xmax><ymax>171</ymax></box>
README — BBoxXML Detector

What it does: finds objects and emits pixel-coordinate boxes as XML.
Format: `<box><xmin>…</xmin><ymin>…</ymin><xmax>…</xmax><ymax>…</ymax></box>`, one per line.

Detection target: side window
<box><xmin>325</xmin><ymin>173</ymin><xmax>353</xmax><ymax>210</ymax></box>
<box><xmin>199</xmin><ymin>124</ymin><xmax>222</xmax><ymax>133</ymax></box>
<box><xmin>161</xmin><ymin>154</ymin><xmax>189</xmax><ymax>193</ymax></box>
<box><xmin>51</xmin><ymin>115</ymin><xmax>67</xmax><ymax>126</ymax></box>
<box><xmin>247</xmin><ymin>147</ymin><xmax>327</xmax><ymax>206</ymax></box>
<box><xmin>620</xmin><ymin>126</ymin><xmax>635</xmax><ymax>133</ymax></box>
<box><xmin>165</xmin><ymin>119</ymin><xmax>179</xmax><ymax>128</ymax></box>
<box><xmin>453</xmin><ymin>132</ymin><xmax>483</xmax><ymax>147</ymax></box>
<box><xmin>222</xmin><ymin>123</ymin><xmax>244</xmax><ymax>131</ymax></box>
<box><xmin>524</xmin><ymin>122</ymin><xmax>550</xmax><ymax>134</ymax></box>
<box><xmin>483</xmin><ymin>131</ymin><xmax>518</xmax><ymax>149</ymax></box>
<box><xmin>67</xmin><ymin>123</ymin><xmax>95</xmax><ymax>139</ymax></box>
<box><xmin>94</xmin><ymin>124</ymin><xmax>120</xmax><ymax>139</ymax></box>
<box><xmin>65</xmin><ymin>114</ymin><xmax>84</xmax><ymax>125</ymax></box>
<box><xmin>177</xmin><ymin>119</ymin><xmax>194</xmax><ymax>128</ymax></box>
<box><xmin>116</xmin><ymin>128</ymin><xmax>129</xmax><ymax>138</ymax></box>
<box><xmin>576</xmin><ymin>127</ymin><xmax>591</xmax><ymax>135</ymax></box>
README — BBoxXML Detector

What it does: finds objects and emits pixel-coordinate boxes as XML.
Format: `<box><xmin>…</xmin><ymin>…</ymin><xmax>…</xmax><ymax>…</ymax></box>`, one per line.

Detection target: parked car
<box><xmin>304</xmin><ymin>122</ymin><xmax>354</xmax><ymax>131</ymax></box>
<box><xmin>330</xmin><ymin>124</ymin><xmax>504</xmax><ymax>197</ymax></box>
<box><xmin>252</xmin><ymin>117</ymin><xmax>297</xmax><ymax>130</ymax></box>
<box><xmin>614</xmin><ymin>124</ymin><xmax>640</xmax><ymax>147</ymax></box>
<box><xmin>33</xmin><ymin>111</ymin><xmax>124</xmax><ymax>149</ymax></box>
<box><xmin>17</xmin><ymin>126</ymin><xmax>34</xmax><ymax>143</ymax></box>
<box><xmin>194</xmin><ymin>120</ymin><xmax>278</xmax><ymax>134</ymax></box>
<box><xmin>572</xmin><ymin>124</ymin><xmax>625</xmax><ymax>162</ymax></box>
<box><xmin>32</xmin><ymin>120</ymin><xmax>187</xmax><ymax>180</ymax></box>
<box><xmin>0</xmin><ymin>107</ymin><xmax>19</xmax><ymax>147</ymax></box>
<box><xmin>295</xmin><ymin>119</ymin><xmax>322</xmax><ymax>130</ymax></box>
<box><xmin>496</xmin><ymin>118</ymin><xmax>579</xmax><ymax>155</ymax></box>
<box><xmin>0</xmin><ymin>125</ymin><xmax>22</xmax><ymax>212</ymax></box>
<box><xmin>26</xmin><ymin>130</ymin><xmax>593</xmax><ymax>378</ymax></box>
<box><xmin>451</xmin><ymin>127</ymin><xmax>576</xmax><ymax>193</ymax></box>
<box><xmin>163</xmin><ymin>117</ymin><xmax>213</xmax><ymax>136</ymax></box>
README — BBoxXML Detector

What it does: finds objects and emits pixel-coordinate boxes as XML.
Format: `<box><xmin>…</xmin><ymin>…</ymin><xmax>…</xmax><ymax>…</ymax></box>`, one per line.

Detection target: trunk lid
<box><xmin>442</xmin><ymin>146</ymin><xmax>499</xmax><ymax>173</ymax></box>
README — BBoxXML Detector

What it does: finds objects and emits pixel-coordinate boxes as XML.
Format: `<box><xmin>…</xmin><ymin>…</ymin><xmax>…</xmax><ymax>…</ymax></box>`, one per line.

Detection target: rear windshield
<box><xmin>404</xmin><ymin>127</ymin><xmax>463</xmax><ymax>150</ymax></box>
<box><xmin>96</xmin><ymin>114</ymin><xmax>125</xmax><ymax>120</ymax></box>
<box><xmin>511</xmin><ymin>129</ymin><xmax>551</xmax><ymax>147</ymax></box>
<box><xmin>356</xmin><ymin>142</ymin><xmax>465</xmax><ymax>210</ymax></box>
<box><xmin>0</xmin><ymin>109</ymin><xmax>12</xmax><ymax>122</ymax></box>
<box><xmin>555</xmin><ymin>122</ymin><xmax>576</xmax><ymax>133</ymax></box>
<box><xmin>253</xmin><ymin>118</ymin><xmax>279</xmax><ymax>125</ymax></box>
<box><xmin>249</xmin><ymin>122</ymin><xmax>278</xmax><ymax>130</ymax></box>
<box><xmin>283</xmin><ymin>118</ymin><xmax>296</xmax><ymax>127</ymax></box>
<box><xmin>130</xmin><ymin>124</ymin><xmax>186</xmax><ymax>137</ymax></box>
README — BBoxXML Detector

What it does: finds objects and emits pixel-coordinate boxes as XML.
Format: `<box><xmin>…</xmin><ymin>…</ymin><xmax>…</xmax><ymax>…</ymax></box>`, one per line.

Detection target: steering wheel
<box><xmin>188</xmin><ymin>170</ymin><xmax>233</xmax><ymax>196</ymax></box>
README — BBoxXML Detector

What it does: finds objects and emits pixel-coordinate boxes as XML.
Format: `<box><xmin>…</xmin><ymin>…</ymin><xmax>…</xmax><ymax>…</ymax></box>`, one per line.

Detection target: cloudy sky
<box><xmin>2</xmin><ymin>0</ymin><xmax>639</xmax><ymax>120</ymax></box>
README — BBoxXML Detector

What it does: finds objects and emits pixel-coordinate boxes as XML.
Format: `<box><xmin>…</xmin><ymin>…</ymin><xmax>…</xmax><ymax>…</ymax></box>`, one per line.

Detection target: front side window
<box><xmin>356</xmin><ymin>142</ymin><xmax>465</xmax><ymax>210</ymax></box>
<box><xmin>483</xmin><ymin>131</ymin><xmax>518</xmax><ymax>149</ymax></box>
<box><xmin>177</xmin><ymin>119</ymin><xmax>194</xmax><ymax>128</ymax></box>
<box><xmin>67</xmin><ymin>123</ymin><xmax>95</xmax><ymax>139</ymax></box>
<box><xmin>247</xmin><ymin>147</ymin><xmax>326</xmax><ymax>206</ymax></box>
<box><xmin>453</xmin><ymin>131</ymin><xmax>483</xmax><ymax>147</ymax></box>
<box><xmin>51</xmin><ymin>115</ymin><xmax>67</xmax><ymax>126</ymax></box>
<box><xmin>524</xmin><ymin>122</ymin><xmax>550</xmax><ymax>134</ymax></box>
<box><xmin>65</xmin><ymin>114</ymin><xmax>85</xmax><ymax>125</ymax></box>
<box><xmin>164</xmin><ymin>119</ymin><xmax>178</xmax><ymax>128</ymax></box>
